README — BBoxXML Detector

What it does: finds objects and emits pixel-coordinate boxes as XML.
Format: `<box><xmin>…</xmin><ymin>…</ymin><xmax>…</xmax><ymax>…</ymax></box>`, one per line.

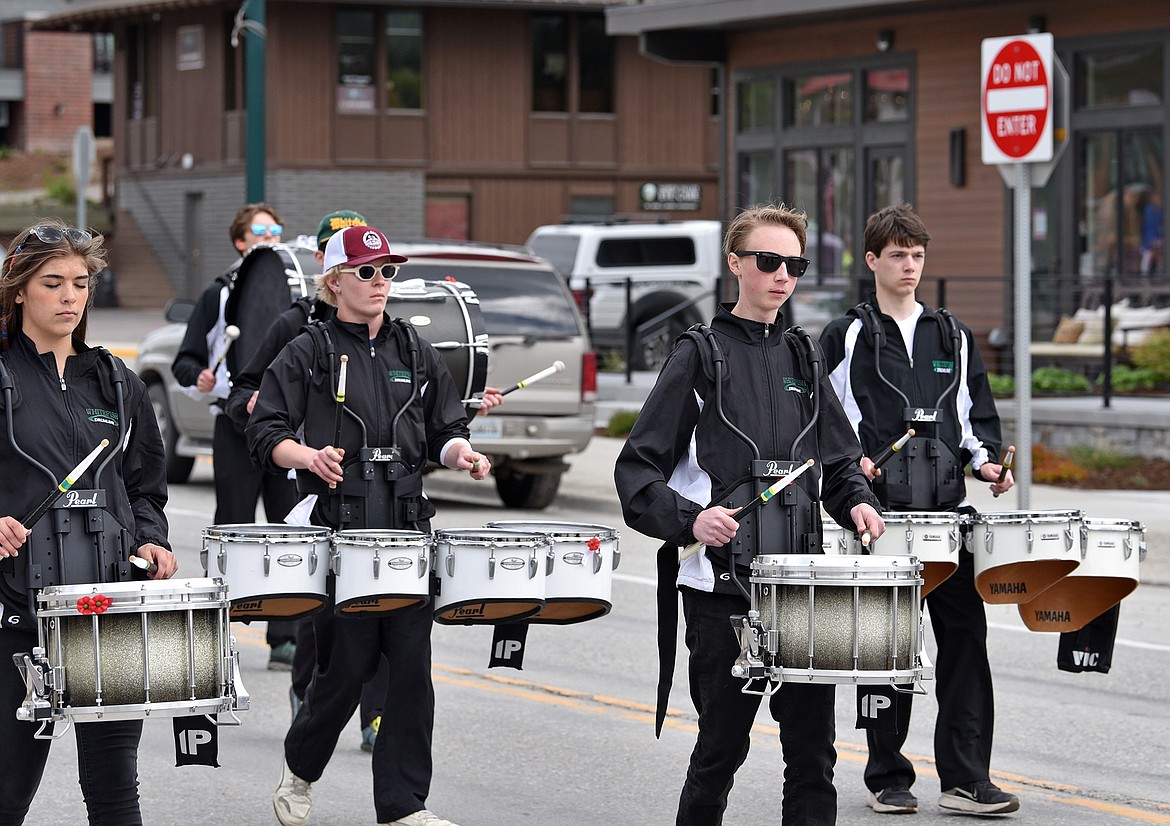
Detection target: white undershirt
<box><xmin>895</xmin><ymin>304</ymin><xmax>924</xmax><ymax>366</ymax></box>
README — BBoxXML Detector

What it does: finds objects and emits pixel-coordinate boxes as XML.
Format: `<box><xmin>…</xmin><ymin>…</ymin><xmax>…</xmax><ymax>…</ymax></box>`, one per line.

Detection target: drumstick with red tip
<box><xmin>681</xmin><ymin>459</ymin><xmax>816</xmax><ymax>560</ymax></box>
<box><xmin>992</xmin><ymin>445</ymin><xmax>1015</xmax><ymax>498</ymax></box>
<box><xmin>872</xmin><ymin>428</ymin><xmax>915</xmax><ymax>470</ymax></box>
<box><xmin>329</xmin><ymin>355</ymin><xmax>348</xmax><ymax>490</ymax></box>
<box><xmin>21</xmin><ymin>439</ymin><xmax>110</xmax><ymax>530</ymax></box>
<box><xmin>211</xmin><ymin>325</ymin><xmax>241</xmax><ymax>373</ymax></box>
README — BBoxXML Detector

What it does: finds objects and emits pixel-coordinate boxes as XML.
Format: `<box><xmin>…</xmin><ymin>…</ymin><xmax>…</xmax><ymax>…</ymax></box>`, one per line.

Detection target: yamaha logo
<box><xmin>388</xmin><ymin>557</ymin><xmax>412</xmax><ymax>571</ymax></box>
<box><xmin>64</xmin><ymin>490</ymin><xmax>99</xmax><ymax>507</ymax></box>
<box><xmin>923</xmin><ymin>533</ymin><xmax>942</xmax><ymax>542</ymax></box>
<box><xmin>277</xmin><ymin>554</ymin><xmax>303</xmax><ymax>568</ymax></box>
<box><xmin>562</xmin><ymin>552</ymin><xmax>585</xmax><ymax>566</ymax></box>
<box><xmin>1040</xmin><ymin>532</ymin><xmax>1060</xmax><ymax>541</ymax></box>
<box><xmin>500</xmin><ymin>557</ymin><xmax>525</xmax><ymax>571</ymax></box>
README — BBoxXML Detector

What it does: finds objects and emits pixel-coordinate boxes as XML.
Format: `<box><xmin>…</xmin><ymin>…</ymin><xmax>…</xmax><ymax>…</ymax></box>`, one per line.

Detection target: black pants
<box><xmin>292</xmin><ymin>616</ymin><xmax>390</xmax><ymax>730</ymax></box>
<box><xmin>1</xmin><ymin>631</ymin><xmax>143</xmax><ymax>825</ymax></box>
<box><xmin>678</xmin><ymin>588</ymin><xmax>837</xmax><ymax>826</ymax></box>
<box><xmin>212</xmin><ymin>414</ymin><xmax>301</xmax><ymax>647</ymax></box>
<box><xmin>862</xmin><ymin>525</ymin><xmax>995</xmax><ymax>793</ymax></box>
<box><xmin>285</xmin><ymin>593</ymin><xmax>435</xmax><ymax>823</ymax></box>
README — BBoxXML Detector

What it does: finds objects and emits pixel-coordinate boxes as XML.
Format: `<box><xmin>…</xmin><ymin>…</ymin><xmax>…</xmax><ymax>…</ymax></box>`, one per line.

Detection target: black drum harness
<box><xmin>853</xmin><ymin>302</ymin><xmax>965</xmax><ymax>510</ymax></box>
<box><xmin>299</xmin><ymin>319</ymin><xmax>426</xmax><ymax>532</ymax></box>
<box><xmin>0</xmin><ymin>350</ymin><xmax>135</xmax><ymax>619</ymax></box>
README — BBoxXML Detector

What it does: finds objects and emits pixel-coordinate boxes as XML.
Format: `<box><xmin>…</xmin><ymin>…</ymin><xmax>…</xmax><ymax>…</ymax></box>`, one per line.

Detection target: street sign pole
<box><xmin>72</xmin><ymin>126</ymin><xmax>95</xmax><ymax>230</ymax></box>
<box><xmin>1012</xmin><ymin>163</ymin><xmax>1033</xmax><ymax>508</ymax></box>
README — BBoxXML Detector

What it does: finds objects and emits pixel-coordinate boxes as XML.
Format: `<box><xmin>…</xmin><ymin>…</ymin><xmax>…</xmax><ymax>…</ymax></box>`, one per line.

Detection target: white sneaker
<box><xmin>273</xmin><ymin>759</ymin><xmax>313</xmax><ymax>826</ymax></box>
<box><xmin>380</xmin><ymin>810</ymin><xmax>459</xmax><ymax>826</ymax></box>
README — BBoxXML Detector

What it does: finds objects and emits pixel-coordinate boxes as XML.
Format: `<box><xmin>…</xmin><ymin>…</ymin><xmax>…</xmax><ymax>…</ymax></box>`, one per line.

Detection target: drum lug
<box><xmin>528</xmin><ymin>552</ymin><xmax>538</xmax><ymax>580</ymax></box>
<box><xmin>418</xmin><ymin>551</ymin><xmax>428</xmax><ymax>579</ymax></box>
<box><xmin>308</xmin><ymin>549</ymin><xmax>318</xmax><ymax>576</ymax></box>
<box><xmin>613</xmin><ymin>547</ymin><xmax>622</xmax><ymax>571</ymax></box>
<box><xmin>1064</xmin><ymin>526</ymin><xmax>1075</xmax><ymax>552</ymax></box>
<box><xmin>263</xmin><ymin>549</ymin><xmax>272</xmax><ymax>576</ymax></box>
<box><xmin>445</xmin><ymin>551</ymin><xmax>455</xmax><ymax>578</ymax></box>
<box><xmin>330</xmin><ymin>548</ymin><xmax>340</xmax><ymax>576</ymax></box>
<box><xmin>903</xmin><ymin>527</ymin><xmax>914</xmax><ymax>552</ymax></box>
<box><xmin>1026</xmin><ymin>526</ymin><xmax>1034</xmax><ymax>554</ymax></box>
<box><xmin>592</xmin><ymin>550</ymin><xmax>603</xmax><ymax>575</ymax></box>
<box><xmin>215</xmin><ymin>548</ymin><xmax>226</xmax><ymax>575</ymax></box>
<box><xmin>545</xmin><ymin>548</ymin><xmax>555</xmax><ymax>577</ymax></box>
<box><xmin>949</xmin><ymin>526</ymin><xmax>961</xmax><ymax>554</ymax></box>
<box><xmin>372</xmin><ymin>551</ymin><xmax>381</xmax><ymax>580</ymax></box>
<box><xmin>489</xmin><ymin>553</ymin><xmax>496</xmax><ymax>580</ymax></box>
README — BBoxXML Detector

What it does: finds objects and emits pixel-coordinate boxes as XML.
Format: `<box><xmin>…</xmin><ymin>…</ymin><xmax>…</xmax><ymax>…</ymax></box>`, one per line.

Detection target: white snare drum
<box><xmin>820</xmin><ymin>518</ymin><xmax>859</xmax><ymax>555</ymax></box>
<box><xmin>967</xmin><ymin>510</ymin><xmax>1081</xmax><ymax>604</ymax></box>
<box><xmin>867</xmin><ymin>512</ymin><xmax>960</xmax><ymax>597</ymax></box>
<box><xmin>433</xmin><ymin>529</ymin><xmax>548</xmax><ymax>624</ymax></box>
<box><xmin>485</xmin><ymin>521</ymin><xmax>620</xmax><ymax>624</ymax></box>
<box><xmin>748</xmin><ymin>554</ymin><xmax>931</xmax><ymax>686</ymax></box>
<box><xmin>15</xmin><ymin>578</ymin><xmax>247</xmax><ymax>723</ymax></box>
<box><xmin>1019</xmin><ymin>518</ymin><xmax>1145</xmax><ymax>632</ymax></box>
<box><xmin>331</xmin><ymin>530</ymin><xmax>432</xmax><ymax>615</ymax></box>
<box><xmin>202</xmin><ymin>524</ymin><xmax>331</xmax><ymax>620</ymax></box>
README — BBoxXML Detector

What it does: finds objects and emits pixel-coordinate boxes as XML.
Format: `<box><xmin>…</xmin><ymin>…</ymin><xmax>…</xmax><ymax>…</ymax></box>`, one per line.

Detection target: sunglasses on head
<box><xmin>11</xmin><ymin>225</ymin><xmax>93</xmax><ymax>257</ymax></box>
<box><xmin>250</xmin><ymin>223</ymin><xmax>283</xmax><ymax>236</ymax></box>
<box><xmin>735</xmin><ymin>250</ymin><xmax>810</xmax><ymax>277</ymax></box>
<box><xmin>339</xmin><ymin>263</ymin><xmax>399</xmax><ymax>281</ymax></box>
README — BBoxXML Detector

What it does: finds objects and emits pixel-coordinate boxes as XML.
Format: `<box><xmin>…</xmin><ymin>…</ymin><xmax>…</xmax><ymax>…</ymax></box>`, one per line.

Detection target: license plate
<box><xmin>469</xmin><ymin>417</ymin><xmax>503</xmax><ymax>439</ymax></box>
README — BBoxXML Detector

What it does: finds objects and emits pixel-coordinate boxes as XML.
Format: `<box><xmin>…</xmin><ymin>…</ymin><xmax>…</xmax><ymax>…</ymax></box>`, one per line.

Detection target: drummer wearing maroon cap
<box><xmin>247</xmin><ymin>225</ymin><xmax>488</xmax><ymax>826</ymax></box>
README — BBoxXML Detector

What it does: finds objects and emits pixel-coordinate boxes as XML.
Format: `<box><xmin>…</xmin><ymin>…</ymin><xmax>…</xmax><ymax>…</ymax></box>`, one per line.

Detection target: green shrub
<box><xmin>606</xmin><ymin>409</ymin><xmax>639</xmax><ymax>437</ymax></box>
<box><xmin>1096</xmin><ymin>364</ymin><xmax>1158</xmax><ymax>393</ymax></box>
<box><xmin>1031</xmin><ymin>366</ymin><xmax>1091</xmax><ymax>394</ymax></box>
<box><xmin>987</xmin><ymin>373</ymin><xmax>1015</xmax><ymax>397</ymax></box>
<box><xmin>1065</xmin><ymin>445</ymin><xmax>1137</xmax><ymax>471</ymax></box>
<box><xmin>1130</xmin><ymin>329</ymin><xmax>1170</xmax><ymax>383</ymax></box>
<box><xmin>42</xmin><ymin>169</ymin><xmax>75</xmax><ymax>203</ymax></box>
<box><xmin>598</xmin><ymin>349</ymin><xmax>627</xmax><ymax>373</ymax></box>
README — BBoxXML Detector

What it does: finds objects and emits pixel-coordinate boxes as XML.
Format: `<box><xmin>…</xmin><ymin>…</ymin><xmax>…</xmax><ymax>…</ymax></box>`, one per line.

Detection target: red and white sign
<box><xmin>981</xmin><ymin>33</ymin><xmax>1054</xmax><ymax>165</ymax></box>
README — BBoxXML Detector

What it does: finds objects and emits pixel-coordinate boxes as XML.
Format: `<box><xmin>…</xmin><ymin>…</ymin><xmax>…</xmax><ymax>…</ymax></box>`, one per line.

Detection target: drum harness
<box><xmin>300</xmin><ymin>319</ymin><xmax>427</xmax><ymax>532</ymax></box>
<box><xmin>654</xmin><ymin>323</ymin><xmax>823</xmax><ymax>730</ymax></box>
<box><xmin>853</xmin><ymin>301</ymin><xmax>966</xmax><ymax>511</ymax></box>
<box><xmin>0</xmin><ymin>349</ymin><xmax>136</xmax><ymax>621</ymax></box>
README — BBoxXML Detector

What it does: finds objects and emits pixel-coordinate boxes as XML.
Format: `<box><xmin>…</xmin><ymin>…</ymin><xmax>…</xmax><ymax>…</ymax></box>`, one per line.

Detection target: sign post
<box><xmin>72</xmin><ymin>126</ymin><xmax>96</xmax><ymax>230</ymax></box>
<box><xmin>981</xmin><ymin>32</ymin><xmax>1055</xmax><ymax>510</ymax></box>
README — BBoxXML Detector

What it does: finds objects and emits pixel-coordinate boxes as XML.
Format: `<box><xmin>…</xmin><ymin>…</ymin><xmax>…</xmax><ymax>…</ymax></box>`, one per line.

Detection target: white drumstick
<box><xmin>500</xmin><ymin>361</ymin><xmax>565</xmax><ymax>396</ymax></box>
<box><xmin>212</xmin><ymin>324</ymin><xmax>241</xmax><ymax>371</ymax></box>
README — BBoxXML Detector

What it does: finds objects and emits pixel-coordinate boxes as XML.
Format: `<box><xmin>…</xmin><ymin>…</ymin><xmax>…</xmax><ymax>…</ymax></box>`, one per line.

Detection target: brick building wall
<box><xmin>22</xmin><ymin>26</ymin><xmax>92</xmax><ymax>153</ymax></box>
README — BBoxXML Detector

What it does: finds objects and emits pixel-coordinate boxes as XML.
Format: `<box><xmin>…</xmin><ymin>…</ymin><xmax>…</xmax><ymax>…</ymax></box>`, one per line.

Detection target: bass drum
<box><xmin>224</xmin><ymin>241</ymin><xmax>317</xmax><ymax>374</ymax></box>
<box><xmin>389</xmin><ymin>278</ymin><xmax>489</xmax><ymax>416</ymax></box>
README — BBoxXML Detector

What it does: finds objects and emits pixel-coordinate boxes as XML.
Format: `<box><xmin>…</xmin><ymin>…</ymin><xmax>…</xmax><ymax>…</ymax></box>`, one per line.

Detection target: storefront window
<box><xmin>337</xmin><ymin>10</ymin><xmax>376</xmax><ymax>112</ymax></box>
<box><xmin>790</xmin><ymin>72</ymin><xmax>852</xmax><ymax>126</ymax></box>
<box><xmin>532</xmin><ymin>13</ymin><xmax>568</xmax><ymax>112</ymax></box>
<box><xmin>1076</xmin><ymin>45</ymin><xmax>1162</xmax><ymax>108</ymax></box>
<box><xmin>385</xmin><ymin>11</ymin><xmax>423</xmax><ymax>109</ymax></box>
<box><xmin>738</xmin><ymin>151</ymin><xmax>774</xmax><ymax>207</ymax></box>
<box><xmin>865</xmin><ymin>68</ymin><xmax>910</xmax><ymax>122</ymax></box>
<box><xmin>578</xmin><ymin>15</ymin><xmax>613</xmax><ymax>113</ymax></box>
<box><xmin>738</xmin><ymin>80</ymin><xmax>774</xmax><ymax>131</ymax></box>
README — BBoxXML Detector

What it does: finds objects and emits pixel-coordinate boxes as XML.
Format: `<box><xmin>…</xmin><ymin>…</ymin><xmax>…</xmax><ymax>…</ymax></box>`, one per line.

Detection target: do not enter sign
<box><xmin>981</xmin><ymin>33</ymin><xmax>1054</xmax><ymax>165</ymax></box>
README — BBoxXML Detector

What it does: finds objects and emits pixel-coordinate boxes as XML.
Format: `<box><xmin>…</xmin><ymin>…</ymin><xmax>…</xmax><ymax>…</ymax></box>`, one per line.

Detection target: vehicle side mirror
<box><xmin>164</xmin><ymin>298</ymin><xmax>197</xmax><ymax>324</ymax></box>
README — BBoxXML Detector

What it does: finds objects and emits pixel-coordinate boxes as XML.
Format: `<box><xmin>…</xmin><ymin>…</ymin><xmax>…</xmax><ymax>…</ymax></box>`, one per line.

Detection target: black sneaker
<box><xmin>868</xmin><ymin>786</ymin><xmax>918</xmax><ymax>814</ymax></box>
<box><xmin>939</xmin><ymin>781</ymin><xmax>1020</xmax><ymax>815</ymax></box>
<box><xmin>268</xmin><ymin>641</ymin><xmax>296</xmax><ymax>671</ymax></box>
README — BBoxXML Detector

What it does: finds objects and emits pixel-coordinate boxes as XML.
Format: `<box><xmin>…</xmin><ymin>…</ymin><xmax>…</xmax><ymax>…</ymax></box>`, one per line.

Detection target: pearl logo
<box><xmin>388</xmin><ymin>557</ymin><xmax>412</xmax><ymax>571</ymax></box>
<box><xmin>500</xmin><ymin>557</ymin><xmax>525</xmax><ymax>571</ymax></box>
<box><xmin>277</xmin><ymin>554</ymin><xmax>303</xmax><ymax>568</ymax></box>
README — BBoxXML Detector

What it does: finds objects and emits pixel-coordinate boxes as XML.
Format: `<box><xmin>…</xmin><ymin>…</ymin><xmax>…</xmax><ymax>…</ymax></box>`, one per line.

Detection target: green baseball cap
<box><xmin>316</xmin><ymin>210</ymin><xmax>368</xmax><ymax>250</ymax></box>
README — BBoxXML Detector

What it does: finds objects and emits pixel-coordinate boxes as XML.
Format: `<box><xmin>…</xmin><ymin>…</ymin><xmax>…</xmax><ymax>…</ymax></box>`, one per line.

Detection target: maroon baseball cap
<box><xmin>322</xmin><ymin>225</ymin><xmax>408</xmax><ymax>270</ymax></box>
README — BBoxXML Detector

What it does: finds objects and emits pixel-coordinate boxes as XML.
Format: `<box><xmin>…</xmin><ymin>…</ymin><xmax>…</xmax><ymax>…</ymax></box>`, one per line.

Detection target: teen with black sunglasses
<box><xmin>171</xmin><ymin>202</ymin><xmax>302</xmax><ymax>670</ymax></box>
<box><xmin>0</xmin><ymin>220</ymin><xmax>177</xmax><ymax>824</ymax></box>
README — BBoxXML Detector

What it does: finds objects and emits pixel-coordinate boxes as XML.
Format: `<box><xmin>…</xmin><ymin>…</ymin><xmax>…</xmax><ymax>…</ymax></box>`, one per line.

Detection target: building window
<box><xmin>531</xmin><ymin>13</ymin><xmax>613</xmax><ymax>114</ymax></box>
<box><xmin>1075</xmin><ymin>45</ymin><xmax>1163</xmax><ymax>108</ymax></box>
<box><xmin>126</xmin><ymin>24</ymin><xmax>156</xmax><ymax>119</ymax></box>
<box><xmin>93</xmin><ymin>33</ymin><xmax>114</xmax><ymax>74</ymax></box>
<box><xmin>738</xmin><ymin>79</ymin><xmax>774</xmax><ymax>131</ymax></box>
<box><xmin>737</xmin><ymin>151</ymin><xmax>774</xmax><ymax>206</ymax></box>
<box><xmin>337</xmin><ymin>9</ymin><xmax>376</xmax><ymax>112</ymax></box>
<box><xmin>790</xmin><ymin>72</ymin><xmax>853</xmax><ymax>126</ymax></box>
<box><xmin>865</xmin><ymin>68</ymin><xmax>910</xmax><ymax>122</ymax></box>
<box><xmin>385</xmin><ymin>10</ymin><xmax>422</xmax><ymax>109</ymax></box>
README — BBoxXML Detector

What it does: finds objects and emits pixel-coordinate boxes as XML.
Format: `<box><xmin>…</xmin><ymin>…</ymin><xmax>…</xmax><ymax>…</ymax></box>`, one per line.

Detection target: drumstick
<box><xmin>20</xmin><ymin>439</ymin><xmax>110</xmax><ymax>529</ymax></box>
<box><xmin>992</xmin><ymin>444</ymin><xmax>1015</xmax><ymax>498</ymax></box>
<box><xmin>872</xmin><ymin>428</ymin><xmax>915</xmax><ymax>469</ymax></box>
<box><xmin>328</xmin><ymin>355</ymin><xmax>348</xmax><ymax>491</ymax></box>
<box><xmin>211</xmin><ymin>324</ymin><xmax>241</xmax><ymax>372</ymax></box>
<box><xmin>681</xmin><ymin>459</ymin><xmax>815</xmax><ymax>560</ymax></box>
<box><xmin>128</xmin><ymin>554</ymin><xmax>158</xmax><ymax>575</ymax></box>
<box><xmin>500</xmin><ymin>361</ymin><xmax>564</xmax><ymax>396</ymax></box>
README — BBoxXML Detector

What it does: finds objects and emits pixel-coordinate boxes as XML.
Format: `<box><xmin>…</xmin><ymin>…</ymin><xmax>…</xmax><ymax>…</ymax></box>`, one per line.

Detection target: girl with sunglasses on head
<box><xmin>172</xmin><ymin>201</ymin><xmax>303</xmax><ymax>669</ymax></box>
<box><xmin>0</xmin><ymin>219</ymin><xmax>177</xmax><ymax>825</ymax></box>
<box><xmin>248</xmin><ymin>225</ymin><xmax>490</xmax><ymax>826</ymax></box>
<box><xmin>615</xmin><ymin>203</ymin><xmax>884</xmax><ymax>826</ymax></box>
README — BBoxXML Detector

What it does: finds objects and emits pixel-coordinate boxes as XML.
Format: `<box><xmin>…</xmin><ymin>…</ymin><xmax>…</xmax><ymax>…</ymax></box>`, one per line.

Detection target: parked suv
<box><xmin>526</xmin><ymin>220</ymin><xmax>725</xmax><ymax>369</ymax></box>
<box><xmin>135</xmin><ymin>240</ymin><xmax>596</xmax><ymax>509</ymax></box>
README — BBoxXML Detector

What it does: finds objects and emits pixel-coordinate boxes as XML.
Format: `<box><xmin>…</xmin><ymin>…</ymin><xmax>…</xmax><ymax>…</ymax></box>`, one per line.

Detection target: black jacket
<box><xmin>172</xmin><ymin>269</ymin><xmax>236</xmax><ymax>397</ymax></box>
<box><xmin>0</xmin><ymin>331</ymin><xmax>170</xmax><ymax>624</ymax></box>
<box><xmin>819</xmin><ymin>299</ymin><xmax>1003</xmax><ymax>504</ymax></box>
<box><xmin>614</xmin><ymin>305</ymin><xmax>879</xmax><ymax>593</ymax></box>
<box><xmin>246</xmin><ymin>312</ymin><xmax>470</xmax><ymax>517</ymax></box>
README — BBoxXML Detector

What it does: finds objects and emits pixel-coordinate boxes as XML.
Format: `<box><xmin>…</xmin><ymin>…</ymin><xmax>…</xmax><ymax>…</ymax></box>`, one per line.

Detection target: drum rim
<box><xmin>878</xmin><ymin>512</ymin><xmax>961</xmax><ymax>523</ymax></box>
<box><xmin>333</xmin><ymin>529</ymin><xmax>431</xmax><ymax>546</ymax></box>
<box><xmin>434</xmin><ymin>528</ymin><xmax>547</xmax><ymax>544</ymax></box>
<box><xmin>1080</xmin><ymin>518</ymin><xmax>1145</xmax><ymax>531</ymax></box>
<box><xmin>974</xmin><ymin>510</ymin><xmax>1082</xmax><ymax>523</ymax></box>
<box><xmin>203</xmin><ymin>523</ymin><xmax>332</xmax><ymax>540</ymax></box>
<box><xmin>36</xmin><ymin>576</ymin><xmax>227</xmax><ymax>598</ymax></box>
<box><xmin>484</xmin><ymin>520</ymin><xmax>618</xmax><ymax>540</ymax></box>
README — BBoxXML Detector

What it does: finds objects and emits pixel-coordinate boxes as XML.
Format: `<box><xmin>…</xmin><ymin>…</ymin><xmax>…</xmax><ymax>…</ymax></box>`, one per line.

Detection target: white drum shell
<box><xmin>485</xmin><ymin>521</ymin><xmax>619</xmax><ymax>624</ymax></box>
<box><xmin>867</xmin><ymin>511</ymin><xmax>960</xmax><ymax>596</ymax></box>
<box><xmin>203</xmin><ymin>524</ymin><xmax>331</xmax><ymax>620</ymax></box>
<box><xmin>433</xmin><ymin>529</ymin><xmax>547</xmax><ymax>625</ymax></box>
<box><xmin>749</xmin><ymin>554</ymin><xmax>930</xmax><ymax>685</ymax></box>
<box><xmin>968</xmin><ymin>510</ymin><xmax>1082</xmax><ymax>604</ymax></box>
<box><xmin>331</xmin><ymin>530</ymin><xmax>432</xmax><ymax>614</ymax></box>
<box><xmin>34</xmin><ymin>578</ymin><xmax>236</xmax><ymax>721</ymax></box>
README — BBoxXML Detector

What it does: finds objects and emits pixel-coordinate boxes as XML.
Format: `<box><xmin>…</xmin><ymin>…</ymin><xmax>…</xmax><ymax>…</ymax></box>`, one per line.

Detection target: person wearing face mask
<box><xmin>172</xmin><ymin>202</ymin><xmax>302</xmax><ymax>669</ymax></box>
<box><xmin>615</xmin><ymin>203</ymin><xmax>884</xmax><ymax>826</ymax></box>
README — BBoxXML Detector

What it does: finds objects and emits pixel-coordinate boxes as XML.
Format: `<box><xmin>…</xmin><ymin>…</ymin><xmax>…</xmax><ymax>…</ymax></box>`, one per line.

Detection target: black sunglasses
<box><xmin>735</xmin><ymin>250</ymin><xmax>810</xmax><ymax>277</ymax></box>
<box><xmin>13</xmin><ymin>225</ymin><xmax>94</xmax><ymax>256</ymax></box>
<box><xmin>339</xmin><ymin>263</ymin><xmax>400</xmax><ymax>281</ymax></box>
